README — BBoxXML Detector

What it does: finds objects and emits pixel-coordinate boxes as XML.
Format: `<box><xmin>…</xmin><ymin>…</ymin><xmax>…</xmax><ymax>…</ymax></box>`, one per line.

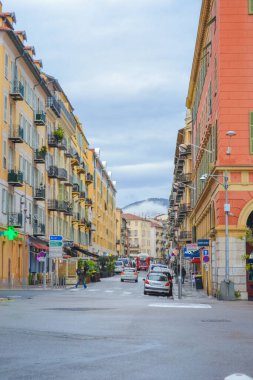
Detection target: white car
<box><xmin>121</xmin><ymin>268</ymin><xmax>138</xmax><ymax>282</ymax></box>
<box><xmin>114</xmin><ymin>260</ymin><xmax>124</xmax><ymax>274</ymax></box>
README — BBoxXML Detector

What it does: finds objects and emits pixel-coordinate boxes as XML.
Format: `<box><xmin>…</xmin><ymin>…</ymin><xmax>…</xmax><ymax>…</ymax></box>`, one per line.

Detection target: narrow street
<box><xmin>0</xmin><ymin>274</ymin><xmax>252</xmax><ymax>380</ymax></box>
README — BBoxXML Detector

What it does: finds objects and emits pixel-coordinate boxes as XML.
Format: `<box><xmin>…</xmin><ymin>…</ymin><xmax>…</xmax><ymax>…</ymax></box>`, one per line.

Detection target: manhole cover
<box><xmin>201</xmin><ymin>319</ymin><xmax>231</xmax><ymax>323</ymax></box>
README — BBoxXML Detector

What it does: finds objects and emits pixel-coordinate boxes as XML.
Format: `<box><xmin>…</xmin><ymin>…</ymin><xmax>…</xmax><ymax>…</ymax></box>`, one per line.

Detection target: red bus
<box><xmin>136</xmin><ymin>254</ymin><xmax>150</xmax><ymax>271</ymax></box>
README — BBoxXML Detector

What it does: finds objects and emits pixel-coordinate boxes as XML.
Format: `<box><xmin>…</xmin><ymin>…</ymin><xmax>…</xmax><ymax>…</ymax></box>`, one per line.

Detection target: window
<box><xmin>208</xmin><ymin>81</ymin><xmax>212</xmax><ymax>116</ymax></box>
<box><xmin>5</xmin><ymin>54</ymin><xmax>8</xmax><ymax>79</ymax></box>
<box><xmin>249</xmin><ymin>0</ymin><xmax>253</xmax><ymax>14</ymax></box>
<box><xmin>3</xmin><ymin>141</ymin><xmax>7</xmax><ymax>169</ymax></box>
<box><xmin>2</xmin><ymin>189</ymin><xmax>7</xmax><ymax>214</ymax></box>
<box><xmin>4</xmin><ymin>95</ymin><xmax>8</xmax><ymax>122</ymax></box>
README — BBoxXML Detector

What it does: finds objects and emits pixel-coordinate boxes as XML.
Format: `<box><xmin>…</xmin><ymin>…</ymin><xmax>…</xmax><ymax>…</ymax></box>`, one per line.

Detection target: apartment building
<box><xmin>0</xmin><ymin>4</ymin><xmax>116</xmax><ymax>286</ymax></box>
<box><xmin>123</xmin><ymin>214</ymin><xmax>151</xmax><ymax>256</ymax></box>
<box><xmin>116</xmin><ymin>208</ymin><xmax>128</xmax><ymax>257</ymax></box>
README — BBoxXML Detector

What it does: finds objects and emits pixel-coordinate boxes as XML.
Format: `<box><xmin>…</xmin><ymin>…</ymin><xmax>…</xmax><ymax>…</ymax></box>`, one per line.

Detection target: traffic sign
<box><xmin>203</xmin><ymin>249</ymin><xmax>209</xmax><ymax>256</ymax></box>
<box><xmin>49</xmin><ymin>235</ymin><xmax>63</xmax><ymax>258</ymax></box>
<box><xmin>198</xmin><ymin>239</ymin><xmax>209</xmax><ymax>247</ymax></box>
<box><xmin>203</xmin><ymin>255</ymin><xmax>209</xmax><ymax>263</ymax></box>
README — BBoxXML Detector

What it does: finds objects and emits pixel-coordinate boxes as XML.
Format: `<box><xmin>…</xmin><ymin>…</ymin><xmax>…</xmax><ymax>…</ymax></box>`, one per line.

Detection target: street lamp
<box><xmin>200</xmin><ymin>171</ymin><xmax>234</xmax><ymax>300</ymax></box>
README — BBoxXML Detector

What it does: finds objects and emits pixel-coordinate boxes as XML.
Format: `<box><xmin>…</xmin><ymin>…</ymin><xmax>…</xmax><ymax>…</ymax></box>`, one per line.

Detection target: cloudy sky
<box><xmin>7</xmin><ymin>0</ymin><xmax>201</xmax><ymax>207</ymax></box>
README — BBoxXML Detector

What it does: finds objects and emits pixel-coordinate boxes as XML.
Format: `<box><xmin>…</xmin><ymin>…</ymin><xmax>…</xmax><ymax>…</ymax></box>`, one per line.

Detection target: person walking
<box><xmin>182</xmin><ymin>266</ymin><xmax>186</xmax><ymax>284</ymax></box>
<box><xmin>75</xmin><ymin>267</ymin><xmax>87</xmax><ymax>289</ymax></box>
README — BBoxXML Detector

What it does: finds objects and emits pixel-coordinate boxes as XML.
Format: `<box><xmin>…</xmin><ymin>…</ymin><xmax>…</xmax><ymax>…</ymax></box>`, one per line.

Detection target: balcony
<box><xmin>86</xmin><ymin>173</ymin><xmax>93</xmax><ymax>184</ymax></box>
<box><xmin>179</xmin><ymin>144</ymin><xmax>191</xmax><ymax>157</ymax></box>
<box><xmin>34</xmin><ymin>111</ymin><xmax>46</xmax><ymax>126</ymax></box>
<box><xmin>71</xmin><ymin>153</ymin><xmax>80</xmax><ymax>166</ymax></box>
<box><xmin>47</xmin><ymin>96</ymin><xmax>61</xmax><ymax>117</ymax></box>
<box><xmin>176</xmin><ymin>173</ymin><xmax>192</xmax><ymax>184</ymax></box>
<box><xmin>85</xmin><ymin>198</ymin><xmax>93</xmax><ymax>207</ymax></box>
<box><xmin>34</xmin><ymin>187</ymin><xmax>46</xmax><ymax>200</ymax></box>
<box><xmin>34</xmin><ymin>149</ymin><xmax>46</xmax><ymax>164</ymax></box>
<box><xmin>10</xmin><ymin>81</ymin><xmax>24</xmax><ymax>101</ymax></box>
<box><xmin>72</xmin><ymin>212</ymin><xmax>80</xmax><ymax>223</ymax></box>
<box><xmin>7</xmin><ymin>212</ymin><xmax>23</xmax><ymax>228</ymax></box>
<box><xmin>178</xmin><ymin>203</ymin><xmax>192</xmax><ymax>215</ymax></box>
<box><xmin>33</xmin><ymin>222</ymin><xmax>46</xmax><ymax>237</ymax></box>
<box><xmin>79</xmin><ymin>191</ymin><xmax>86</xmax><ymax>200</ymax></box>
<box><xmin>78</xmin><ymin>217</ymin><xmax>87</xmax><ymax>227</ymax></box>
<box><xmin>48</xmin><ymin>134</ymin><xmax>58</xmax><ymax>147</ymax></box>
<box><xmin>58</xmin><ymin>201</ymin><xmax>68</xmax><ymax>212</ymax></box>
<box><xmin>48</xmin><ymin>166</ymin><xmax>58</xmax><ymax>178</ymax></box>
<box><xmin>9</xmin><ymin>126</ymin><xmax>24</xmax><ymax>143</ymax></box>
<box><xmin>8</xmin><ymin>170</ymin><xmax>23</xmax><ymax>187</ymax></box>
<box><xmin>64</xmin><ymin>174</ymin><xmax>73</xmax><ymax>187</ymax></box>
<box><xmin>48</xmin><ymin>200</ymin><xmax>58</xmax><ymax>211</ymax></box>
<box><xmin>64</xmin><ymin>147</ymin><xmax>74</xmax><ymax>158</ymax></box>
<box><xmin>64</xmin><ymin>203</ymin><xmax>73</xmax><ymax>216</ymax></box>
<box><xmin>72</xmin><ymin>183</ymin><xmax>80</xmax><ymax>195</ymax></box>
<box><xmin>77</xmin><ymin>162</ymin><xmax>86</xmax><ymax>174</ymax></box>
<box><xmin>178</xmin><ymin>231</ymin><xmax>192</xmax><ymax>241</ymax></box>
<box><xmin>57</xmin><ymin>168</ymin><xmax>67</xmax><ymax>181</ymax></box>
<box><xmin>57</xmin><ymin>138</ymin><xmax>67</xmax><ymax>151</ymax></box>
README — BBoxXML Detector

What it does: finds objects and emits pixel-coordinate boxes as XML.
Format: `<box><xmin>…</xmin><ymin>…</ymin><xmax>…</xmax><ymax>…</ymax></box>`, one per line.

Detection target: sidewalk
<box><xmin>173</xmin><ymin>278</ymin><xmax>213</xmax><ymax>301</ymax></box>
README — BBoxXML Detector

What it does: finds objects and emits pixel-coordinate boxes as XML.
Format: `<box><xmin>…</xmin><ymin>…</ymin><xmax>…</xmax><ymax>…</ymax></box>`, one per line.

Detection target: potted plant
<box><xmin>53</xmin><ymin>126</ymin><xmax>64</xmax><ymax>142</ymax></box>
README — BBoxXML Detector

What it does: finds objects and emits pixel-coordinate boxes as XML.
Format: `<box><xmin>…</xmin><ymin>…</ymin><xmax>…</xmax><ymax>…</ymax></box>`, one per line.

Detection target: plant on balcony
<box><xmin>40</xmin><ymin>145</ymin><xmax>47</xmax><ymax>155</ymax></box>
<box><xmin>53</xmin><ymin>126</ymin><xmax>64</xmax><ymax>141</ymax></box>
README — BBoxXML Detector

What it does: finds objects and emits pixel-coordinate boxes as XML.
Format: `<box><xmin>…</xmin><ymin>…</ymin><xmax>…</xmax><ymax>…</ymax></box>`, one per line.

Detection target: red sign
<box><xmin>203</xmin><ymin>256</ymin><xmax>209</xmax><ymax>263</ymax></box>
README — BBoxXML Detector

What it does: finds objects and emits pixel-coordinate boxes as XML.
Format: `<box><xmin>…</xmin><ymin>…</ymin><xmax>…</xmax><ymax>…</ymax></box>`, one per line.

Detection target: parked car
<box><xmin>144</xmin><ymin>272</ymin><xmax>172</xmax><ymax>297</ymax></box>
<box><xmin>119</xmin><ymin>257</ymin><xmax>130</xmax><ymax>267</ymax></box>
<box><xmin>121</xmin><ymin>268</ymin><xmax>138</xmax><ymax>282</ymax></box>
<box><xmin>114</xmin><ymin>260</ymin><xmax>124</xmax><ymax>274</ymax></box>
<box><xmin>148</xmin><ymin>263</ymin><xmax>169</xmax><ymax>272</ymax></box>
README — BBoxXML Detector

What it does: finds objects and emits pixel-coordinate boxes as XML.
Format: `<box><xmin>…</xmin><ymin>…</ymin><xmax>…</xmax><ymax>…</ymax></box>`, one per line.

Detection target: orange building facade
<box><xmin>184</xmin><ymin>0</ymin><xmax>253</xmax><ymax>299</ymax></box>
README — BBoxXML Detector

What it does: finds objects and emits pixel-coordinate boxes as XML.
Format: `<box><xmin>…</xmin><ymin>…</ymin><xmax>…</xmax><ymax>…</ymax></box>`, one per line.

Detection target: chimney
<box><xmin>33</xmin><ymin>59</ymin><xmax>43</xmax><ymax>71</ymax></box>
<box><xmin>15</xmin><ymin>31</ymin><xmax>27</xmax><ymax>44</ymax></box>
<box><xmin>24</xmin><ymin>46</ymin><xmax>36</xmax><ymax>58</ymax></box>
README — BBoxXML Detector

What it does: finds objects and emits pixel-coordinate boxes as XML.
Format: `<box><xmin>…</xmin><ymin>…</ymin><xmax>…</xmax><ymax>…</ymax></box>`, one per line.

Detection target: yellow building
<box><xmin>0</xmin><ymin>3</ymin><xmax>115</xmax><ymax>287</ymax></box>
<box><xmin>116</xmin><ymin>208</ymin><xmax>128</xmax><ymax>257</ymax></box>
<box><xmin>123</xmin><ymin>214</ymin><xmax>151</xmax><ymax>256</ymax></box>
<box><xmin>88</xmin><ymin>149</ymin><xmax>117</xmax><ymax>256</ymax></box>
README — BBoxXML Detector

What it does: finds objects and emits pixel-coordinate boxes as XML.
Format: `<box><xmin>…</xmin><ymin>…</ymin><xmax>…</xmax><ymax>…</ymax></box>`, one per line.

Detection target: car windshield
<box><xmin>115</xmin><ymin>261</ymin><xmax>123</xmax><ymax>266</ymax></box>
<box><xmin>148</xmin><ymin>274</ymin><xmax>167</xmax><ymax>282</ymax></box>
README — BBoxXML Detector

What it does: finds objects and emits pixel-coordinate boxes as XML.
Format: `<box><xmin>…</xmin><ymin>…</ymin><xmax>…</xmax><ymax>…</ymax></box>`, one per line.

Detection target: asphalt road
<box><xmin>0</xmin><ymin>274</ymin><xmax>253</xmax><ymax>380</ymax></box>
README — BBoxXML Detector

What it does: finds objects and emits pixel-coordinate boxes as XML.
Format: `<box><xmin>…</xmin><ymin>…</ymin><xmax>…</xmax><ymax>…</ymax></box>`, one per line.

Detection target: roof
<box><xmin>123</xmin><ymin>213</ymin><xmax>149</xmax><ymax>222</ymax></box>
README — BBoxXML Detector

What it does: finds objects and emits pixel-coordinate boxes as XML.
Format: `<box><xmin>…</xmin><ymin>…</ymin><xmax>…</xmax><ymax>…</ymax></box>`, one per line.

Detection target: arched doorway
<box><xmin>246</xmin><ymin>211</ymin><xmax>253</xmax><ymax>300</ymax></box>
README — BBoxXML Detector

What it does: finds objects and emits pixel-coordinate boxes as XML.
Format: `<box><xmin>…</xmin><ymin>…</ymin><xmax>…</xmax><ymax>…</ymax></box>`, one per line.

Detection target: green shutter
<box><xmin>249</xmin><ymin>0</ymin><xmax>253</xmax><ymax>14</ymax></box>
<box><xmin>250</xmin><ymin>112</ymin><xmax>253</xmax><ymax>153</ymax></box>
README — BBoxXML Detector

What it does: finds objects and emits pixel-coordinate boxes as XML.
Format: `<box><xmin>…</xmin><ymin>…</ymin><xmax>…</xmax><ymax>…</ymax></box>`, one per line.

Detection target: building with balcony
<box><xmin>123</xmin><ymin>214</ymin><xmax>152</xmax><ymax>257</ymax></box>
<box><xmin>116</xmin><ymin>208</ymin><xmax>128</xmax><ymax>257</ymax></box>
<box><xmin>170</xmin><ymin>0</ymin><xmax>253</xmax><ymax>300</ymax></box>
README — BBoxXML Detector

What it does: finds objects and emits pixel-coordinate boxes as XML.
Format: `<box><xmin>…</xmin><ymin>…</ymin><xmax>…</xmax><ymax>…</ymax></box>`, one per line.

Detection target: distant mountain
<box><xmin>123</xmin><ymin>198</ymin><xmax>168</xmax><ymax>218</ymax></box>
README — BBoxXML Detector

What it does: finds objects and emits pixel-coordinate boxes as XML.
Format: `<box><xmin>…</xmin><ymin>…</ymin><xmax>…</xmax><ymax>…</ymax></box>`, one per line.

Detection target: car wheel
<box><xmin>135</xmin><ymin>279</ymin><xmax>138</xmax><ymax>283</ymax></box>
<box><xmin>144</xmin><ymin>291</ymin><xmax>148</xmax><ymax>295</ymax></box>
<box><xmin>121</xmin><ymin>279</ymin><xmax>124</xmax><ymax>282</ymax></box>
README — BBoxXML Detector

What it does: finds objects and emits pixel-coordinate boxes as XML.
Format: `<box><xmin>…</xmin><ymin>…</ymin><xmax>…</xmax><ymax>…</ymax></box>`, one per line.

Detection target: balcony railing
<box><xmin>71</xmin><ymin>153</ymin><xmax>80</xmax><ymax>166</ymax></box>
<box><xmin>34</xmin><ymin>187</ymin><xmax>46</xmax><ymax>200</ymax></box>
<box><xmin>47</xmin><ymin>96</ymin><xmax>61</xmax><ymax>117</ymax></box>
<box><xmin>178</xmin><ymin>231</ymin><xmax>192</xmax><ymax>241</ymax></box>
<box><xmin>86</xmin><ymin>173</ymin><xmax>93</xmax><ymax>184</ymax></box>
<box><xmin>77</xmin><ymin>162</ymin><xmax>86</xmax><ymax>174</ymax></box>
<box><xmin>179</xmin><ymin>144</ymin><xmax>191</xmax><ymax>157</ymax></box>
<box><xmin>8</xmin><ymin>170</ymin><xmax>23</xmax><ymax>187</ymax></box>
<box><xmin>64</xmin><ymin>147</ymin><xmax>74</xmax><ymax>158</ymax></box>
<box><xmin>57</xmin><ymin>201</ymin><xmax>68</xmax><ymax>212</ymax></box>
<box><xmin>34</xmin><ymin>149</ymin><xmax>46</xmax><ymax>163</ymax></box>
<box><xmin>48</xmin><ymin>166</ymin><xmax>58</xmax><ymax>178</ymax></box>
<box><xmin>72</xmin><ymin>212</ymin><xmax>80</xmax><ymax>223</ymax></box>
<box><xmin>57</xmin><ymin>138</ymin><xmax>67</xmax><ymax>151</ymax></box>
<box><xmin>9</xmin><ymin>126</ymin><xmax>24</xmax><ymax>143</ymax></box>
<box><xmin>7</xmin><ymin>212</ymin><xmax>23</xmax><ymax>228</ymax></box>
<box><xmin>48</xmin><ymin>200</ymin><xmax>58</xmax><ymax>211</ymax></box>
<box><xmin>176</xmin><ymin>173</ymin><xmax>192</xmax><ymax>184</ymax></box>
<box><xmin>33</xmin><ymin>222</ymin><xmax>46</xmax><ymax>236</ymax></box>
<box><xmin>72</xmin><ymin>183</ymin><xmax>80</xmax><ymax>194</ymax></box>
<box><xmin>85</xmin><ymin>198</ymin><xmax>92</xmax><ymax>206</ymax></box>
<box><xmin>10</xmin><ymin>80</ymin><xmax>24</xmax><ymax>101</ymax></box>
<box><xmin>178</xmin><ymin>203</ymin><xmax>192</xmax><ymax>214</ymax></box>
<box><xmin>48</xmin><ymin>134</ymin><xmax>58</xmax><ymax>147</ymax></box>
<box><xmin>79</xmin><ymin>191</ymin><xmax>86</xmax><ymax>200</ymax></box>
<box><xmin>58</xmin><ymin>100</ymin><xmax>77</xmax><ymax>129</ymax></box>
<box><xmin>57</xmin><ymin>168</ymin><xmax>67</xmax><ymax>181</ymax></box>
<box><xmin>64</xmin><ymin>174</ymin><xmax>73</xmax><ymax>187</ymax></box>
<box><xmin>64</xmin><ymin>204</ymin><xmax>73</xmax><ymax>216</ymax></box>
<box><xmin>34</xmin><ymin>111</ymin><xmax>46</xmax><ymax>126</ymax></box>
<box><xmin>78</xmin><ymin>217</ymin><xmax>88</xmax><ymax>227</ymax></box>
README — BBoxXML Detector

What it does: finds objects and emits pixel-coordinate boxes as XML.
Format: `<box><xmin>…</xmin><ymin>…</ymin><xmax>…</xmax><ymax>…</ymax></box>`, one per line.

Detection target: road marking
<box><xmin>105</xmin><ymin>290</ymin><xmax>114</xmax><ymax>293</ymax></box>
<box><xmin>122</xmin><ymin>292</ymin><xmax>132</xmax><ymax>295</ymax></box>
<box><xmin>87</xmin><ymin>289</ymin><xmax>99</xmax><ymax>292</ymax></box>
<box><xmin>149</xmin><ymin>303</ymin><xmax>212</xmax><ymax>309</ymax></box>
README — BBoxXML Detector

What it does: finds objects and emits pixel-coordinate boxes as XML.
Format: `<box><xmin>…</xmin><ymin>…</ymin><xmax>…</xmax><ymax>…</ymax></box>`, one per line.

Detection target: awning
<box><xmin>191</xmin><ymin>258</ymin><xmax>201</xmax><ymax>263</ymax></box>
<box><xmin>29</xmin><ymin>236</ymin><xmax>49</xmax><ymax>250</ymax></box>
<box><xmin>72</xmin><ymin>245</ymin><xmax>99</xmax><ymax>259</ymax></box>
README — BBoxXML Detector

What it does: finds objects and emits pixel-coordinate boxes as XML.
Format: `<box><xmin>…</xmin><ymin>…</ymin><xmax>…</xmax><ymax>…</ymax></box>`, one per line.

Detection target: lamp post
<box><xmin>21</xmin><ymin>185</ymin><xmax>27</xmax><ymax>288</ymax></box>
<box><xmin>200</xmin><ymin>172</ymin><xmax>234</xmax><ymax>300</ymax></box>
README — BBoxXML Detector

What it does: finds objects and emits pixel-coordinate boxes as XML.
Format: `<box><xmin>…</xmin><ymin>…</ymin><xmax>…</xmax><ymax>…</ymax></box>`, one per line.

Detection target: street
<box><xmin>0</xmin><ymin>274</ymin><xmax>253</xmax><ymax>380</ymax></box>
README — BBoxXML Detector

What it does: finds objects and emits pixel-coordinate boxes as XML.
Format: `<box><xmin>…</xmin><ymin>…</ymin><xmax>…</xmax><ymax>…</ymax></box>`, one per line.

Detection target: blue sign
<box><xmin>203</xmin><ymin>249</ymin><xmax>209</xmax><ymax>256</ymax></box>
<box><xmin>191</xmin><ymin>250</ymin><xmax>200</xmax><ymax>258</ymax></box>
<box><xmin>203</xmin><ymin>256</ymin><xmax>209</xmax><ymax>263</ymax></box>
<box><xmin>50</xmin><ymin>235</ymin><xmax>63</xmax><ymax>241</ymax></box>
<box><xmin>198</xmin><ymin>239</ymin><xmax>209</xmax><ymax>247</ymax></box>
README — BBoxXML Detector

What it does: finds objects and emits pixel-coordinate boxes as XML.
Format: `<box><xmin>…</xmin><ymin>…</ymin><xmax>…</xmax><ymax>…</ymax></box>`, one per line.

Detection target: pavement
<box><xmin>173</xmin><ymin>277</ymin><xmax>213</xmax><ymax>301</ymax></box>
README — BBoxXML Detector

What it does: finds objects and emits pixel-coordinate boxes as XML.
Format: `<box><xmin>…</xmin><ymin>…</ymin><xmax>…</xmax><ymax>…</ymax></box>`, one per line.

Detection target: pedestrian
<box><xmin>75</xmin><ymin>267</ymin><xmax>87</xmax><ymax>289</ymax></box>
<box><xmin>182</xmin><ymin>267</ymin><xmax>186</xmax><ymax>284</ymax></box>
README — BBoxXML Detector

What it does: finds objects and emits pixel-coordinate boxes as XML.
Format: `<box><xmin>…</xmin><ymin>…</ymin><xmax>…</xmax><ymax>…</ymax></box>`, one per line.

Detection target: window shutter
<box><xmin>250</xmin><ymin>112</ymin><xmax>253</xmax><ymax>153</ymax></box>
<box><xmin>249</xmin><ymin>0</ymin><xmax>253</xmax><ymax>14</ymax></box>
